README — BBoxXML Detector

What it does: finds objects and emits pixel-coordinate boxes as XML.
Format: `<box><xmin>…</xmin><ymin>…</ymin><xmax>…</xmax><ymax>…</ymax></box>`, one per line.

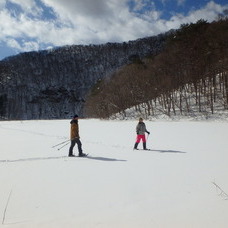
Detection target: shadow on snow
<box><xmin>0</xmin><ymin>149</ymin><xmax>185</xmax><ymax>163</ymax></box>
<box><xmin>86</xmin><ymin>156</ymin><xmax>127</xmax><ymax>162</ymax></box>
<box><xmin>150</xmin><ymin>149</ymin><xmax>186</xmax><ymax>153</ymax></box>
<box><xmin>0</xmin><ymin>156</ymin><xmax>127</xmax><ymax>163</ymax></box>
<box><xmin>0</xmin><ymin>156</ymin><xmax>67</xmax><ymax>163</ymax></box>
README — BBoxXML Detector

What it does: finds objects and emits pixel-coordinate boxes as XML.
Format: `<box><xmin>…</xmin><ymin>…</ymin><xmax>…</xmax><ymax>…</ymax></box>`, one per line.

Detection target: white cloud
<box><xmin>0</xmin><ymin>0</ymin><xmax>5</xmax><ymax>9</ymax></box>
<box><xmin>6</xmin><ymin>38</ymin><xmax>39</xmax><ymax>52</ymax></box>
<box><xmin>6</xmin><ymin>38</ymin><xmax>21</xmax><ymax>49</ymax></box>
<box><xmin>22</xmin><ymin>40</ymin><xmax>39</xmax><ymax>51</ymax></box>
<box><xmin>177</xmin><ymin>0</ymin><xmax>185</xmax><ymax>6</ymax></box>
<box><xmin>8</xmin><ymin>0</ymin><xmax>42</xmax><ymax>17</ymax></box>
<box><xmin>0</xmin><ymin>0</ymin><xmax>227</xmax><ymax>58</ymax></box>
<box><xmin>165</xmin><ymin>1</ymin><xmax>226</xmax><ymax>30</ymax></box>
<box><xmin>130</xmin><ymin>0</ymin><xmax>155</xmax><ymax>12</ymax></box>
<box><xmin>39</xmin><ymin>0</ymin><xmax>139</xmax><ymax>43</ymax></box>
<box><xmin>9</xmin><ymin>0</ymin><xmax>35</xmax><ymax>9</ymax></box>
<box><xmin>0</xmin><ymin>9</ymin><xmax>23</xmax><ymax>37</ymax></box>
<box><xmin>41</xmin><ymin>0</ymin><xmax>119</xmax><ymax>23</ymax></box>
<box><xmin>190</xmin><ymin>1</ymin><xmax>225</xmax><ymax>21</ymax></box>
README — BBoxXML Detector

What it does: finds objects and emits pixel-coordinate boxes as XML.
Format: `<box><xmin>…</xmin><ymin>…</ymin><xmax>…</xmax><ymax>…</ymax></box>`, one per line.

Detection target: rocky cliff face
<box><xmin>0</xmin><ymin>34</ymin><xmax>167</xmax><ymax>120</ymax></box>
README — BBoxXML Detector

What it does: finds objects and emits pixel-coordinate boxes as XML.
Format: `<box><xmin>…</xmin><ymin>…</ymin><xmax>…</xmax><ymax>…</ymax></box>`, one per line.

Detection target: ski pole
<box><xmin>52</xmin><ymin>139</ymin><xmax>70</xmax><ymax>148</ymax></box>
<box><xmin>57</xmin><ymin>141</ymin><xmax>70</xmax><ymax>151</ymax></box>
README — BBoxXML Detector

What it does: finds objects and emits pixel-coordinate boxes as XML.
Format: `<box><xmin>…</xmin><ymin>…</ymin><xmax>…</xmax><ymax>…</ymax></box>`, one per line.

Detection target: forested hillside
<box><xmin>85</xmin><ymin>19</ymin><xmax>228</xmax><ymax>119</ymax></box>
<box><xmin>0</xmin><ymin>34</ymin><xmax>166</xmax><ymax>120</ymax></box>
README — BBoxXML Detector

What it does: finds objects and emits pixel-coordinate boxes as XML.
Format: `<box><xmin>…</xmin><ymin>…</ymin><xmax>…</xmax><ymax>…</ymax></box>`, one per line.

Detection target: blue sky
<box><xmin>0</xmin><ymin>0</ymin><xmax>227</xmax><ymax>60</ymax></box>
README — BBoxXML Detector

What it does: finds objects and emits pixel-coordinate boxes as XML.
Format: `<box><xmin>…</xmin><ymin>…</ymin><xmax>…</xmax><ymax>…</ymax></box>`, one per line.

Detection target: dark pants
<box><xmin>69</xmin><ymin>138</ymin><xmax>83</xmax><ymax>156</ymax></box>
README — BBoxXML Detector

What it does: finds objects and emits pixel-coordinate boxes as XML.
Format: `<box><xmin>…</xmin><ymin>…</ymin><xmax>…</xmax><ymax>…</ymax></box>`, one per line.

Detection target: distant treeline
<box><xmin>85</xmin><ymin>19</ymin><xmax>228</xmax><ymax>118</ymax></box>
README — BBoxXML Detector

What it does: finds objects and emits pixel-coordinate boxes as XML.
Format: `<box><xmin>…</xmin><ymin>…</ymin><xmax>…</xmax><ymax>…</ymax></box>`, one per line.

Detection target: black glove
<box><xmin>147</xmin><ymin>131</ymin><xmax>150</xmax><ymax>134</ymax></box>
<box><xmin>136</xmin><ymin>131</ymin><xmax>139</xmax><ymax>135</ymax></box>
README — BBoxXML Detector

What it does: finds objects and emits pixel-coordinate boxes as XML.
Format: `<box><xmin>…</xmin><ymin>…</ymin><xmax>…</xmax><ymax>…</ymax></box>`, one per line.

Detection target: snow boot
<box><xmin>69</xmin><ymin>154</ymin><xmax>76</xmax><ymax>157</ymax></box>
<box><xmin>68</xmin><ymin>150</ymin><xmax>74</xmax><ymax>157</ymax></box>
<box><xmin>134</xmin><ymin>142</ymin><xmax>139</xmax><ymax>150</ymax></box>
<box><xmin>143</xmin><ymin>142</ymin><xmax>147</xmax><ymax>150</ymax></box>
<box><xmin>79</xmin><ymin>153</ymin><xmax>87</xmax><ymax>157</ymax></box>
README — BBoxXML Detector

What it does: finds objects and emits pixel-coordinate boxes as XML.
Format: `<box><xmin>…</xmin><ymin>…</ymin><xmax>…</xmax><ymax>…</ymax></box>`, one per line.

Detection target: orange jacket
<box><xmin>70</xmin><ymin>120</ymin><xmax>79</xmax><ymax>140</ymax></box>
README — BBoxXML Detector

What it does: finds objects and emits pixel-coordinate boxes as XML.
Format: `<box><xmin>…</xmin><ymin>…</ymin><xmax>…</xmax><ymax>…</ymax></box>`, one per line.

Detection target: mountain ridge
<box><xmin>0</xmin><ymin>33</ymin><xmax>167</xmax><ymax>120</ymax></box>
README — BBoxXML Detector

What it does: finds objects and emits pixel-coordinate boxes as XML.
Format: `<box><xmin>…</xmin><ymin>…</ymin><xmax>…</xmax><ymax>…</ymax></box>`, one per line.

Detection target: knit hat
<box><xmin>73</xmin><ymin>114</ymin><xmax>79</xmax><ymax>118</ymax></box>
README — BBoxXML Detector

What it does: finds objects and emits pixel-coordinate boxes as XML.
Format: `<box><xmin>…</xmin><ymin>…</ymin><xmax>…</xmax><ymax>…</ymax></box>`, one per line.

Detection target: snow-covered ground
<box><xmin>0</xmin><ymin>119</ymin><xmax>228</xmax><ymax>228</ymax></box>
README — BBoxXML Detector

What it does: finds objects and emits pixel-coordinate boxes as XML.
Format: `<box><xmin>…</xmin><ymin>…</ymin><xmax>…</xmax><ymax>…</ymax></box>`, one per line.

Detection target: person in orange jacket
<box><xmin>69</xmin><ymin>115</ymin><xmax>86</xmax><ymax>157</ymax></box>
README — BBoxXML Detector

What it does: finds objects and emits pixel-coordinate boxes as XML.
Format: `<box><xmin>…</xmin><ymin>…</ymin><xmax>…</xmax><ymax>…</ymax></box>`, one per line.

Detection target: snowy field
<box><xmin>0</xmin><ymin>119</ymin><xmax>228</xmax><ymax>228</ymax></box>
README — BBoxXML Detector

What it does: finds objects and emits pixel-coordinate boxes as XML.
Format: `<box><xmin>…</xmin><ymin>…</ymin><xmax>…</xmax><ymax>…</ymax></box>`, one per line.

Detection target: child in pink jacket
<box><xmin>134</xmin><ymin>118</ymin><xmax>150</xmax><ymax>150</ymax></box>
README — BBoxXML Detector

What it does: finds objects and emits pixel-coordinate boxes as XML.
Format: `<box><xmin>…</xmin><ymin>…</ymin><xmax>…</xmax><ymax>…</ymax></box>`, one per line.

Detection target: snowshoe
<box><xmin>68</xmin><ymin>154</ymin><xmax>76</xmax><ymax>157</ymax></box>
<box><xmin>78</xmin><ymin>153</ymin><xmax>88</xmax><ymax>157</ymax></box>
